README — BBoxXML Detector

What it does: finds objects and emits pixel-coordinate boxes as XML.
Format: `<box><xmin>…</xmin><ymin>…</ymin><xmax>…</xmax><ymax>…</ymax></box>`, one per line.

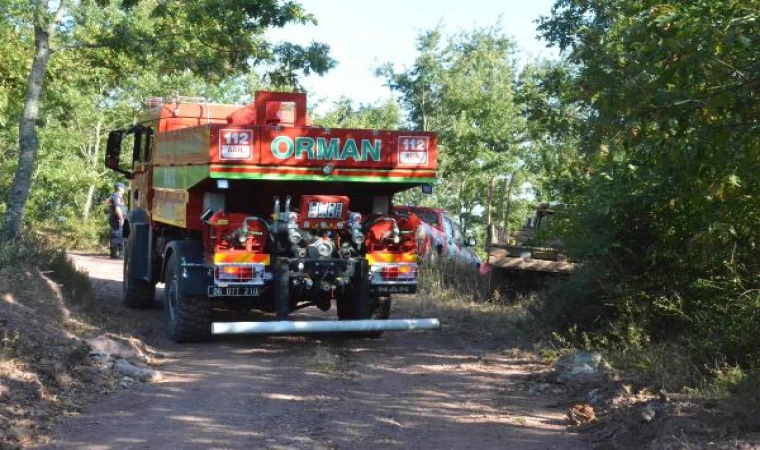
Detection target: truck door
<box><xmin>130</xmin><ymin>126</ymin><xmax>154</xmax><ymax>211</ymax></box>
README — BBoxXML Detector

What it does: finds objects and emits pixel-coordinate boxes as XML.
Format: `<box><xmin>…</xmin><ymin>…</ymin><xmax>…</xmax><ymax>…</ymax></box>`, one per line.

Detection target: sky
<box><xmin>266</xmin><ymin>0</ymin><xmax>559</xmax><ymax>110</ymax></box>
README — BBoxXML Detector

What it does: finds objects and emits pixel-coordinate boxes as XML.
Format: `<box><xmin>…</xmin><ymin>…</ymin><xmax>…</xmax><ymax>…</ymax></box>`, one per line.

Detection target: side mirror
<box><xmin>467</xmin><ymin>237</ymin><xmax>477</xmax><ymax>247</ymax></box>
<box><xmin>105</xmin><ymin>130</ymin><xmax>133</xmax><ymax>178</ymax></box>
<box><xmin>105</xmin><ymin>131</ymin><xmax>121</xmax><ymax>170</ymax></box>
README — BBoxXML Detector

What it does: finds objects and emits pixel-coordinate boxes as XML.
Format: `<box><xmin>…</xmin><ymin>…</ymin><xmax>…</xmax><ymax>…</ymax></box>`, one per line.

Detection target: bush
<box><xmin>530</xmin><ymin>160</ymin><xmax>760</xmax><ymax>392</ymax></box>
<box><xmin>0</xmin><ymin>231</ymin><xmax>62</xmax><ymax>268</ymax></box>
<box><xmin>37</xmin><ymin>218</ymin><xmax>110</xmax><ymax>252</ymax></box>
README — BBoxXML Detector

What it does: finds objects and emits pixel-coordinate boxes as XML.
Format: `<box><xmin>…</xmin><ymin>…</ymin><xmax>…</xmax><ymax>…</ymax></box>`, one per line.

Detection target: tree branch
<box><xmin>48</xmin><ymin>0</ymin><xmax>68</xmax><ymax>37</ymax></box>
<box><xmin>52</xmin><ymin>42</ymin><xmax>114</xmax><ymax>52</ymax></box>
<box><xmin>713</xmin><ymin>57</ymin><xmax>748</xmax><ymax>81</ymax></box>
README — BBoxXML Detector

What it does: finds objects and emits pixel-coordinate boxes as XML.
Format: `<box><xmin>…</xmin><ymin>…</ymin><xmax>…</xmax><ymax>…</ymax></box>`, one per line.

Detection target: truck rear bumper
<box><xmin>212</xmin><ymin>318</ymin><xmax>440</xmax><ymax>335</ymax></box>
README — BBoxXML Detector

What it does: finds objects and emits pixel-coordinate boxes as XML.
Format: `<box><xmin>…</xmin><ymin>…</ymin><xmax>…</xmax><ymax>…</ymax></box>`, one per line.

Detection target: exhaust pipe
<box><xmin>212</xmin><ymin>318</ymin><xmax>441</xmax><ymax>335</ymax></box>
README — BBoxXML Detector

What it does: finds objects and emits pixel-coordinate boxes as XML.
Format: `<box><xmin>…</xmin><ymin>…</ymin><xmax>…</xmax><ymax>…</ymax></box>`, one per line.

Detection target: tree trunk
<box><xmin>485</xmin><ymin>177</ymin><xmax>496</xmax><ymax>226</ymax></box>
<box><xmin>81</xmin><ymin>120</ymin><xmax>103</xmax><ymax>220</ymax></box>
<box><xmin>457</xmin><ymin>175</ymin><xmax>468</xmax><ymax>232</ymax></box>
<box><xmin>82</xmin><ymin>184</ymin><xmax>95</xmax><ymax>220</ymax></box>
<box><xmin>502</xmin><ymin>172</ymin><xmax>516</xmax><ymax>230</ymax></box>
<box><xmin>3</xmin><ymin>1</ymin><xmax>66</xmax><ymax>238</ymax></box>
<box><xmin>495</xmin><ymin>177</ymin><xmax>506</xmax><ymax>225</ymax></box>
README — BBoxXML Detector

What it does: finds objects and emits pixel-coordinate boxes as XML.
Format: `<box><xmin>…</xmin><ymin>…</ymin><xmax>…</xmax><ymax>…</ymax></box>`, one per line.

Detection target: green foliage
<box><xmin>529</xmin><ymin>0</ymin><xmax>760</xmax><ymax>371</ymax></box>
<box><xmin>314</xmin><ymin>97</ymin><xmax>402</xmax><ymax>130</ymax></box>
<box><xmin>62</xmin><ymin>0</ymin><xmax>335</xmax><ymax>85</ymax></box>
<box><xmin>0</xmin><ymin>0</ymin><xmax>335</xmax><ymax>239</ymax></box>
<box><xmin>378</xmin><ymin>24</ymin><xmax>529</xmax><ymax>234</ymax></box>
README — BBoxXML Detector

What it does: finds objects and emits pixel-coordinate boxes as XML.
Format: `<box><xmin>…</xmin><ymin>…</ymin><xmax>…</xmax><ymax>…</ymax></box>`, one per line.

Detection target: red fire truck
<box><xmin>105</xmin><ymin>91</ymin><xmax>440</xmax><ymax>341</ymax></box>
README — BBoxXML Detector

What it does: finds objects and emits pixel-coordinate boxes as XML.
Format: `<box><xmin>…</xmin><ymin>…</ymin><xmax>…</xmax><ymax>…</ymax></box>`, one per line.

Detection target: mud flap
<box><xmin>163</xmin><ymin>240</ymin><xmax>210</xmax><ymax>297</ymax></box>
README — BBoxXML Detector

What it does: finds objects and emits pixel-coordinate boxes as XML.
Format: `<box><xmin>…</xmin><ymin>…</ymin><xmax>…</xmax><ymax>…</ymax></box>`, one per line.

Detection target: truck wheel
<box><xmin>337</xmin><ymin>294</ymin><xmax>391</xmax><ymax>338</ymax></box>
<box><xmin>123</xmin><ymin>236</ymin><xmax>155</xmax><ymax>309</ymax></box>
<box><xmin>366</xmin><ymin>296</ymin><xmax>392</xmax><ymax>338</ymax></box>
<box><xmin>274</xmin><ymin>257</ymin><xmax>290</xmax><ymax>320</ymax></box>
<box><xmin>164</xmin><ymin>254</ymin><xmax>212</xmax><ymax>342</ymax></box>
<box><xmin>370</xmin><ymin>296</ymin><xmax>392</xmax><ymax>320</ymax></box>
<box><xmin>337</xmin><ymin>260</ymin><xmax>390</xmax><ymax>337</ymax></box>
<box><xmin>337</xmin><ymin>258</ymin><xmax>369</xmax><ymax>320</ymax></box>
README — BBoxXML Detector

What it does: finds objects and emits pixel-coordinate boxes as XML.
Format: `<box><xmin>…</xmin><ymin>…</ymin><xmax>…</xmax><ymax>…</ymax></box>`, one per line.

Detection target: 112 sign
<box><xmin>398</xmin><ymin>136</ymin><xmax>429</xmax><ymax>165</ymax></box>
<box><xmin>219</xmin><ymin>129</ymin><xmax>254</xmax><ymax>160</ymax></box>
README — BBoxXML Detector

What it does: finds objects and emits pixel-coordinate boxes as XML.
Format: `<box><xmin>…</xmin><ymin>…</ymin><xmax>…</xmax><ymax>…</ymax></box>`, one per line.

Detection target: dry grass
<box><xmin>398</xmin><ymin>260</ymin><xmax>537</xmax><ymax>346</ymax></box>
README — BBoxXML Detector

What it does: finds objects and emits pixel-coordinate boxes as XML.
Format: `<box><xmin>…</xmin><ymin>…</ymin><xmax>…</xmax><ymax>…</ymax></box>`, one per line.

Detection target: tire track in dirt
<box><xmin>36</xmin><ymin>254</ymin><xmax>585</xmax><ymax>450</ymax></box>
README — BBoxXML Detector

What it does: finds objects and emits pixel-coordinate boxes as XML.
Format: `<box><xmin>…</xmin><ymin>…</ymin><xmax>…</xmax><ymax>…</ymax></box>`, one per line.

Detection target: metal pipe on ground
<box><xmin>212</xmin><ymin>318</ymin><xmax>441</xmax><ymax>335</ymax></box>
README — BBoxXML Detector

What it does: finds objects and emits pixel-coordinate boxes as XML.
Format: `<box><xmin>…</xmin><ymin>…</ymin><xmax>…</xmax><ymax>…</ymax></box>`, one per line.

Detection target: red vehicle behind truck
<box><xmin>394</xmin><ymin>206</ymin><xmax>481</xmax><ymax>268</ymax></box>
<box><xmin>105</xmin><ymin>91</ymin><xmax>439</xmax><ymax>341</ymax></box>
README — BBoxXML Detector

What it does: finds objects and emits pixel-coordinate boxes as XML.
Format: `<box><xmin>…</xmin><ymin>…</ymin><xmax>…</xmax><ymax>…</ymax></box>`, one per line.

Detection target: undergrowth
<box><xmin>0</xmin><ymin>230</ymin><xmax>134</xmax><ymax>337</ymax></box>
<box><xmin>533</xmin><ymin>273</ymin><xmax>760</xmax><ymax>399</ymax></box>
<box><xmin>409</xmin><ymin>260</ymin><xmax>537</xmax><ymax>346</ymax></box>
<box><xmin>40</xmin><ymin>219</ymin><xmax>110</xmax><ymax>252</ymax></box>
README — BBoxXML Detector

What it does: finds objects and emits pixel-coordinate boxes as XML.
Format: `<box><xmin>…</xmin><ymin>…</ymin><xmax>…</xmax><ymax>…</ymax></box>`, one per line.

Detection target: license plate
<box><xmin>207</xmin><ymin>286</ymin><xmax>260</xmax><ymax>297</ymax></box>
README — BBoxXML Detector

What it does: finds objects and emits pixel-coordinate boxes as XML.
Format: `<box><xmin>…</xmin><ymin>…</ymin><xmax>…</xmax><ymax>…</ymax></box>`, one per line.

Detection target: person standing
<box><xmin>107</xmin><ymin>182</ymin><xmax>128</xmax><ymax>259</ymax></box>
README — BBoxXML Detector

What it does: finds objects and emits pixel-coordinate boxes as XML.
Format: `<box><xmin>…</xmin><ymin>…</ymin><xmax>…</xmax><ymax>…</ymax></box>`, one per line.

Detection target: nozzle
<box><xmin>285</xmin><ymin>195</ymin><xmax>291</xmax><ymax>213</ymax></box>
<box><xmin>273</xmin><ymin>196</ymin><xmax>280</xmax><ymax>220</ymax></box>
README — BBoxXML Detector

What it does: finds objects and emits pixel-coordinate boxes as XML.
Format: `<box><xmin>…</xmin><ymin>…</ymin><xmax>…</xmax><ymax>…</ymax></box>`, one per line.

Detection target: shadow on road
<box><xmin>36</xmin><ymin>254</ymin><xmax>584</xmax><ymax>449</ymax></box>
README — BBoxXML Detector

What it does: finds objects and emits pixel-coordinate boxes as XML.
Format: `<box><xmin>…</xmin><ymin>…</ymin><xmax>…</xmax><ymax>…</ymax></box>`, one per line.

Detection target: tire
<box><xmin>123</xmin><ymin>237</ymin><xmax>155</xmax><ymax>309</ymax></box>
<box><xmin>337</xmin><ymin>259</ymin><xmax>368</xmax><ymax>320</ymax></box>
<box><xmin>370</xmin><ymin>296</ymin><xmax>392</xmax><ymax>320</ymax></box>
<box><xmin>164</xmin><ymin>253</ymin><xmax>212</xmax><ymax>342</ymax></box>
<box><xmin>337</xmin><ymin>260</ymin><xmax>391</xmax><ymax>337</ymax></box>
<box><xmin>274</xmin><ymin>257</ymin><xmax>290</xmax><ymax>320</ymax></box>
<box><xmin>338</xmin><ymin>295</ymin><xmax>391</xmax><ymax>338</ymax></box>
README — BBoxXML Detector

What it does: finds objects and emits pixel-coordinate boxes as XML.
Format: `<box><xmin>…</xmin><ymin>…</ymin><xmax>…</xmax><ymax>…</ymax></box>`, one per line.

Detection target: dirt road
<box><xmin>38</xmin><ymin>254</ymin><xmax>584</xmax><ymax>450</ymax></box>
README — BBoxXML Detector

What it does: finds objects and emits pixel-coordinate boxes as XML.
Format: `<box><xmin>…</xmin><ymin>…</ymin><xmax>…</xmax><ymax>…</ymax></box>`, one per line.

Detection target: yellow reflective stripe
<box><xmin>365</xmin><ymin>253</ymin><xmax>417</xmax><ymax>264</ymax></box>
<box><xmin>213</xmin><ymin>253</ymin><xmax>271</xmax><ymax>265</ymax></box>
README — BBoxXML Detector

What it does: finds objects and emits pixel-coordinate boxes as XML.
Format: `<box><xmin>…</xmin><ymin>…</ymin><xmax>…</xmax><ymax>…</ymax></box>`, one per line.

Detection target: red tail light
<box><xmin>216</xmin><ymin>265</ymin><xmax>254</xmax><ymax>282</ymax></box>
<box><xmin>378</xmin><ymin>264</ymin><xmax>418</xmax><ymax>281</ymax></box>
<box><xmin>381</xmin><ymin>265</ymin><xmax>399</xmax><ymax>280</ymax></box>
